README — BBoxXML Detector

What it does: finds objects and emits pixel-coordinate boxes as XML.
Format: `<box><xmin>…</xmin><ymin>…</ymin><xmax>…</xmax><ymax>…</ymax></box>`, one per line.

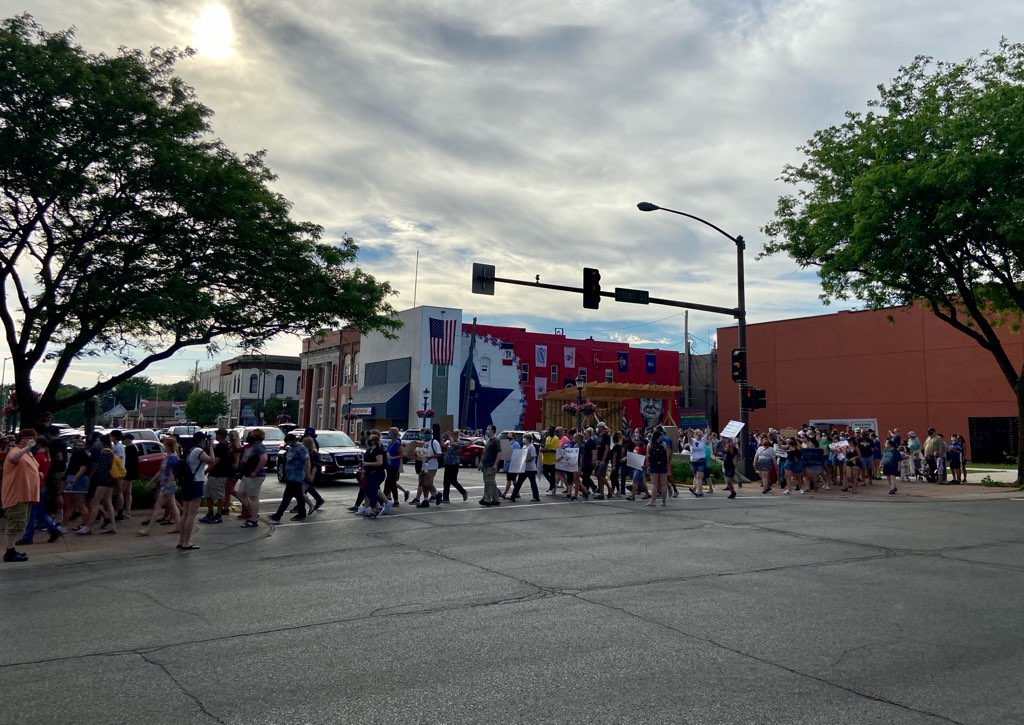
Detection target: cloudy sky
<box><xmin>3</xmin><ymin>0</ymin><xmax>1022</xmax><ymax>388</ymax></box>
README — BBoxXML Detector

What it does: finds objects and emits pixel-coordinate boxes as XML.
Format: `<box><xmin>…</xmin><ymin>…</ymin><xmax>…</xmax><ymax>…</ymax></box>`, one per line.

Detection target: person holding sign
<box><xmin>510</xmin><ymin>433</ymin><xmax>541</xmax><ymax>502</ymax></box>
<box><xmin>499</xmin><ymin>432</ymin><xmax>520</xmax><ymax>500</ymax></box>
<box><xmin>721</xmin><ymin>438</ymin><xmax>738</xmax><ymax>499</ymax></box>
<box><xmin>645</xmin><ymin>426</ymin><xmax>671</xmax><ymax>507</ymax></box>
<box><xmin>755</xmin><ymin>435</ymin><xmax>775</xmax><ymax>494</ymax></box>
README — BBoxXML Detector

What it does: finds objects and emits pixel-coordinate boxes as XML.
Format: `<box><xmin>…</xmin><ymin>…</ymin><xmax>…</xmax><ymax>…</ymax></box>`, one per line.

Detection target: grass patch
<box><xmin>977</xmin><ymin>475</ymin><xmax>1019</xmax><ymax>488</ymax></box>
<box><xmin>970</xmin><ymin>462</ymin><xmax>1018</xmax><ymax>470</ymax></box>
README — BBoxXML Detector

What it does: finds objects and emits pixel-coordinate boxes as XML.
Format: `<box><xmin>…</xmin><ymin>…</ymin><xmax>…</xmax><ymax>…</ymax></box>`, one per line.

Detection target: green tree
<box><xmin>114</xmin><ymin>376</ymin><xmax>154</xmax><ymax>410</ymax></box>
<box><xmin>263</xmin><ymin>395</ymin><xmax>284</xmax><ymax>423</ymax></box>
<box><xmin>184</xmin><ymin>390</ymin><xmax>228</xmax><ymax>426</ymax></box>
<box><xmin>53</xmin><ymin>385</ymin><xmax>86</xmax><ymax>427</ymax></box>
<box><xmin>0</xmin><ymin>16</ymin><xmax>398</xmax><ymax>427</ymax></box>
<box><xmin>762</xmin><ymin>40</ymin><xmax>1024</xmax><ymax>482</ymax></box>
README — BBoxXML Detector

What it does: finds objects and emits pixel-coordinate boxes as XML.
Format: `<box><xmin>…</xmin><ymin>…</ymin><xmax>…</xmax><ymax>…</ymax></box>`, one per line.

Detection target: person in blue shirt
<box><xmin>269</xmin><ymin>433</ymin><xmax>310</xmax><ymax>522</ymax></box>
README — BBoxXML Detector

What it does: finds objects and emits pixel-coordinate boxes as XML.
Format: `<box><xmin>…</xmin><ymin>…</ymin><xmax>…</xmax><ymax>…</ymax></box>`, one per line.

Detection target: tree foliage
<box><xmin>184</xmin><ymin>390</ymin><xmax>228</xmax><ymax>425</ymax></box>
<box><xmin>0</xmin><ymin>16</ymin><xmax>399</xmax><ymax>425</ymax></box>
<box><xmin>762</xmin><ymin>40</ymin><xmax>1024</xmax><ymax>480</ymax></box>
<box><xmin>114</xmin><ymin>376</ymin><xmax>154</xmax><ymax>409</ymax></box>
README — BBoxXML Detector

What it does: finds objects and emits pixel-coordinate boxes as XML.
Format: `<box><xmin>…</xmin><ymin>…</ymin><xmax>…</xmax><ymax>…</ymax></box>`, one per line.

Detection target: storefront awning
<box><xmin>349</xmin><ymin>383</ymin><xmax>409</xmax><ymax>420</ymax></box>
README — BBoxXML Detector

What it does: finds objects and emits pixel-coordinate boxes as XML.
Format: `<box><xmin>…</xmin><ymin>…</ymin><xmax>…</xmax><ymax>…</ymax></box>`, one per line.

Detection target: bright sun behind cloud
<box><xmin>191</xmin><ymin>4</ymin><xmax>235</xmax><ymax>60</ymax></box>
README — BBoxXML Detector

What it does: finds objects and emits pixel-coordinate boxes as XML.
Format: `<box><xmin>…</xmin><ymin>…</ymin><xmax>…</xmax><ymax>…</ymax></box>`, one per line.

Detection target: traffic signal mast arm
<box><xmin>474</xmin><ymin>266</ymin><xmax>741</xmax><ymax>319</ymax></box>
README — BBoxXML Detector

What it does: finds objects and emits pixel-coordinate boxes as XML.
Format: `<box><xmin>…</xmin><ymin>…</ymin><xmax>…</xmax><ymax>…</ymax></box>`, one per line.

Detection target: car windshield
<box><xmin>316</xmin><ymin>432</ymin><xmax>357</xmax><ymax>447</ymax></box>
<box><xmin>258</xmin><ymin>428</ymin><xmax>285</xmax><ymax>441</ymax></box>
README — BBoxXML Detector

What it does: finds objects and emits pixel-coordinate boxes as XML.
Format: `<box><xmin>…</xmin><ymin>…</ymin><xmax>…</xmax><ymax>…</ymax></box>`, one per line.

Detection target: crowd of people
<box><xmin>1</xmin><ymin>414</ymin><xmax>972</xmax><ymax>563</ymax></box>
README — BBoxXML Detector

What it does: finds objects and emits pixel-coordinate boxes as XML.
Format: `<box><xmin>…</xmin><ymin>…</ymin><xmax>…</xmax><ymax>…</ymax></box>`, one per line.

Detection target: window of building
<box><xmin>550</xmin><ymin>364</ymin><xmax>559</xmax><ymax>383</ymax></box>
<box><xmin>605</xmin><ymin>368</ymin><xmax>614</xmax><ymax>382</ymax></box>
<box><xmin>577</xmin><ymin>368</ymin><xmax>587</xmax><ymax>382</ymax></box>
<box><xmin>520</xmin><ymin>362</ymin><xmax>529</xmax><ymax>383</ymax></box>
<box><xmin>480</xmin><ymin>357</ymin><xmax>491</xmax><ymax>386</ymax></box>
<box><xmin>342</xmin><ymin>354</ymin><xmax>351</xmax><ymax>386</ymax></box>
<box><xmin>352</xmin><ymin>353</ymin><xmax>359</xmax><ymax>386</ymax></box>
<box><xmin>249</xmin><ymin>373</ymin><xmax>258</xmax><ymax>394</ymax></box>
<box><xmin>296</xmin><ymin>376</ymin><xmax>301</xmax><ymax>396</ymax></box>
<box><xmin>433</xmin><ymin>364</ymin><xmax>447</xmax><ymax>377</ymax></box>
<box><xmin>332</xmin><ymin>363</ymin><xmax>338</xmax><ymax>387</ymax></box>
<box><xmin>274</xmin><ymin>374</ymin><xmax>285</xmax><ymax>395</ymax></box>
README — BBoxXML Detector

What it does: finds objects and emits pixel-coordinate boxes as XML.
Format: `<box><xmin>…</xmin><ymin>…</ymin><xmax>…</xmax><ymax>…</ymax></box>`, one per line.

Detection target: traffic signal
<box><xmin>583</xmin><ymin>267</ymin><xmax>601</xmax><ymax>309</ymax></box>
<box><xmin>741</xmin><ymin>386</ymin><xmax>767</xmax><ymax>410</ymax></box>
<box><xmin>730</xmin><ymin>348</ymin><xmax>746</xmax><ymax>382</ymax></box>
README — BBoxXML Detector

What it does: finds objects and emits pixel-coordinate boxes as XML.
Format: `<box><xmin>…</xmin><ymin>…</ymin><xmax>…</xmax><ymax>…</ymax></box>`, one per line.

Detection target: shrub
<box><xmin>670</xmin><ymin>457</ymin><xmax>724</xmax><ymax>484</ymax></box>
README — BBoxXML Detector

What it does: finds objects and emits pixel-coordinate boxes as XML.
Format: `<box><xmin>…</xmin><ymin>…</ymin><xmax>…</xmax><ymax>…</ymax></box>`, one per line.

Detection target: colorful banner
<box><xmin>617</xmin><ymin>351</ymin><xmax>628</xmax><ymax>372</ymax></box>
<box><xmin>564</xmin><ymin>347</ymin><xmax>576</xmax><ymax>369</ymax></box>
<box><xmin>501</xmin><ymin>342</ymin><xmax>515</xmax><ymax>366</ymax></box>
<box><xmin>645</xmin><ymin>353</ymin><xmax>656</xmax><ymax>374</ymax></box>
<box><xmin>535</xmin><ymin>344</ymin><xmax>547</xmax><ymax>367</ymax></box>
<box><xmin>534</xmin><ymin>377</ymin><xmax>547</xmax><ymax>400</ymax></box>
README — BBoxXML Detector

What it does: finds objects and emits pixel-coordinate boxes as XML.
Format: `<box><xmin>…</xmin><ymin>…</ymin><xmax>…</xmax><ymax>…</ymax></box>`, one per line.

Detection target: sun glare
<box><xmin>192</xmin><ymin>4</ymin><xmax>235</xmax><ymax>60</ymax></box>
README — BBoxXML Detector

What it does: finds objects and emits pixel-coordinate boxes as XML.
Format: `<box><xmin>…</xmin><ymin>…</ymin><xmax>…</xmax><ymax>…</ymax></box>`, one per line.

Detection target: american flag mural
<box><xmin>429</xmin><ymin>317</ymin><xmax>457</xmax><ymax>365</ymax></box>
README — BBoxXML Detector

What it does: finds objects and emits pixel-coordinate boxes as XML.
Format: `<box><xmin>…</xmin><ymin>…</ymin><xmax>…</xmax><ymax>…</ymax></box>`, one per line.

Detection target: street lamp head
<box><xmin>423</xmin><ymin>388</ymin><xmax>430</xmax><ymax>397</ymax></box>
<box><xmin>636</xmin><ymin>202</ymin><xmax>660</xmax><ymax>212</ymax></box>
<box><xmin>574</xmin><ymin>376</ymin><xmax>584</xmax><ymax>390</ymax></box>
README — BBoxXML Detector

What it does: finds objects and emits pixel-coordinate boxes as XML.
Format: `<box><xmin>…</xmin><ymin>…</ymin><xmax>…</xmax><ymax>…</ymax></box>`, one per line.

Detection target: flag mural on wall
<box><xmin>535</xmin><ymin>344</ymin><xmax>547</xmax><ymax>367</ymax></box>
<box><xmin>564</xmin><ymin>347</ymin><xmax>575</xmax><ymax>369</ymax></box>
<box><xmin>501</xmin><ymin>342</ymin><xmax>515</xmax><ymax>365</ymax></box>
<box><xmin>535</xmin><ymin>377</ymin><xmax>547</xmax><ymax>400</ymax></box>
<box><xmin>617</xmin><ymin>351</ymin><xmax>628</xmax><ymax>372</ymax></box>
<box><xmin>645</xmin><ymin>353</ymin><xmax>657</xmax><ymax>374</ymax></box>
<box><xmin>429</xmin><ymin>317</ymin><xmax>457</xmax><ymax>365</ymax></box>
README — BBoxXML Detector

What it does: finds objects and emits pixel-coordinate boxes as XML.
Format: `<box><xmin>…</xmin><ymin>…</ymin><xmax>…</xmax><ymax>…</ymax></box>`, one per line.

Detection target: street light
<box><xmin>637</xmin><ymin>201</ymin><xmax>752</xmax><ymax>479</ymax></box>
<box><xmin>421</xmin><ymin>387</ymin><xmax>430</xmax><ymax>429</ymax></box>
<box><xmin>574</xmin><ymin>375</ymin><xmax>584</xmax><ymax>431</ymax></box>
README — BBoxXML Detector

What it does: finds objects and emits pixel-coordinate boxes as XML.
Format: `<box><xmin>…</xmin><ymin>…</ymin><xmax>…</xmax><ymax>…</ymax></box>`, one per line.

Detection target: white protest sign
<box><xmin>555</xmin><ymin>447</ymin><xmax>578</xmax><ymax>473</ymax></box>
<box><xmin>720</xmin><ymin>420</ymin><xmax>744</xmax><ymax>439</ymax></box>
<box><xmin>508</xmin><ymin>448</ymin><xmax>527</xmax><ymax>474</ymax></box>
<box><xmin>626</xmin><ymin>451</ymin><xmax>646</xmax><ymax>471</ymax></box>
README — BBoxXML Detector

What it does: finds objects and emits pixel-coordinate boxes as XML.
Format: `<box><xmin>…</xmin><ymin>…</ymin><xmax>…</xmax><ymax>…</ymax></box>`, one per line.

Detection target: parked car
<box><xmin>498</xmin><ymin>430</ymin><xmax>543</xmax><ymax>461</ymax></box>
<box><xmin>312</xmin><ymin>430</ymin><xmax>364</xmax><ymax>482</ymax></box>
<box><xmin>233</xmin><ymin>425</ymin><xmax>286</xmax><ymax>471</ymax></box>
<box><xmin>456</xmin><ymin>437</ymin><xmax>486</xmax><ymax>467</ymax></box>
<box><xmin>132</xmin><ymin>440</ymin><xmax>166</xmax><ymax>479</ymax></box>
<box><xmin>114</xmin><ymin>428</ymin><xmax>160</xmax><ymax>442</ymax></box>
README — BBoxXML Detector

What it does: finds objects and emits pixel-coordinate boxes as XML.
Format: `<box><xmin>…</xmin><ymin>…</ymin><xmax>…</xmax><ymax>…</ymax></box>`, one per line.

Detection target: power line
<box><xmin>562</xmin><ymin>312</ymin><xmax>684</xmax><ymax>335</ymax></box>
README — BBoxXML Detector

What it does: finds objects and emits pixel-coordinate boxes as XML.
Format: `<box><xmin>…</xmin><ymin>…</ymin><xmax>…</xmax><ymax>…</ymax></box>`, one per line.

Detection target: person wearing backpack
<box><xmin>75</xmin><ymin>435</ymin><xmax>118</xmax><ymax>536</ymax></box>
<box><xmin>645</xmin><ymin>426</ymin><xmax>670</xmax><ymax>507</ymax></box>
<box><xmin>139</xmin><ymin>437</ymin><xmax>182</xmax><ymax>537</ymax></box>
<box><xmin>176</xmin><ymin>432</ymin><xmax>214</xmax><ymax>551</ymax></box>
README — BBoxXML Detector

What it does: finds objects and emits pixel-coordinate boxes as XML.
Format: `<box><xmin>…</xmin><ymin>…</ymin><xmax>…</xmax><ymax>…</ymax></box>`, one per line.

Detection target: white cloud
<box><xmin>4</xmin><ymin>0</ymin><xmax>1023</xmax><ymax>387</ymax></box>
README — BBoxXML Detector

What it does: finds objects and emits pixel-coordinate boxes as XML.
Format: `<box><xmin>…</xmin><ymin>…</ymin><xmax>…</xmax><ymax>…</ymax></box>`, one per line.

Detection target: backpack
<box><xmin>649</xmin><ymin>440</ymin><xmax>668</xmax><ymax>467</ymax></box>
<box><xmin>109</xmin><ymin>451</ymin><xmax>126</xmax><ymax>479</ymax></box>
<box><xmin>174</xmin><ymin>450</ymin><xmax>202</xmax><ymax>485</ymax></box>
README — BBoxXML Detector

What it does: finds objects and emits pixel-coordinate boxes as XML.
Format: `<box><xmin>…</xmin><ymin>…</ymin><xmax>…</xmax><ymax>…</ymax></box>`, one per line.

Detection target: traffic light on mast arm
<box><xmin>583</xmin><ymin>267</ymin><xmax>601</xmax><ymax>309</ymax></box>
<box><xmin>741</xmin><ymin>386</ymin><xmax>766</xmax><ymax>410</ymax></box>
<box><xmin>730</xmin><ymin>348</ymin><xmax>746</xmax><ymax>382</ymax></box>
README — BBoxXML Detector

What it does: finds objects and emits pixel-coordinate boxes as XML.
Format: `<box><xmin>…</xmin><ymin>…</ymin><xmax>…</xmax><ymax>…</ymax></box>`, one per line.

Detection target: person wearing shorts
<box><xmin>140</xmin><ymin>437</ymin><xmax>182</xmax><ymax>537</ymax></box>
<box><xmin>237</xmin><ymin>429</ymin><xmax>267</xmax><ymax>528</ymax></box>
<box><xmin>202</xmin><ymin>428</ymin><xmax>232</xmax><ymax>525</ymax></box>
<box><xmin>63</xmin><ymin>436</ymin><xmax>92</xmax><ymax>529</ymax></box>
<box><xmin>645</xmin><ymin>427</ymin><xmax>670</xmax><ymax>507</ymax></box>
<box><xmin>177</xmin><ymin>433</ymin><xmax>213</xmax><ymax>551</ymax></box>
<box><xmin>3</xmin><ymin>428</ymin><xmax>41</xmax><ymax>563</ymax></box>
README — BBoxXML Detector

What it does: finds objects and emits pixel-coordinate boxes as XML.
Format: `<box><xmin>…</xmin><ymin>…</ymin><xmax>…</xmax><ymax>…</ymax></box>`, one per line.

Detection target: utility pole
<box><xmin>684</xmin><ymin>311</ymin><xmax>691</xmax><ymax>409</ymax></box>
<box><xmin>460</xmin><ymin>317</ymin><xmax>477</xmax><ymax>431</ymax></box>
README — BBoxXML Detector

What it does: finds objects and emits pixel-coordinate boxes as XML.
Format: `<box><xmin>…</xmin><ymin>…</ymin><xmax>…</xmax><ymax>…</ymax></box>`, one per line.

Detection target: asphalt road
<box><xmin>2</xmin><ymin>476</ymin><xmax>1022</xmax><ymax>725</ymax></box>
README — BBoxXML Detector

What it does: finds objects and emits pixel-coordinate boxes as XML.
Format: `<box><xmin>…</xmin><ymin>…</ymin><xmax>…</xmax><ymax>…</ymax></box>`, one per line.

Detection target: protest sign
<box><xmin>508</xmin><ymin>448</ymin><xmax>527</xmax><ymax>474</ymax></box>
<box><xmin>626</xmin><ymin>451</ymin><xmax>646</xmax><ymax>471</ymax></box>
<box><xmin>555</xmin><ymin>447</ymin><xmax>578</xmax><ymax>473</ymax></box>
<box><xmin>720</xmin><ymin>420</ymin><xmax>744</xmax><ymax>439</ymax></box>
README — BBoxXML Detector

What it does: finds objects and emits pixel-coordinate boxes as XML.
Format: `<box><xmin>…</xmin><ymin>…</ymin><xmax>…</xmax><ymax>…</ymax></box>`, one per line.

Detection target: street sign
<box><xmin>472</xmin><ymin>263</ymin><xmax>495</xmax><ymax>295</ymax></box>
<box><xmin>614</xmin><ymin>287</ymin><xmax>650</xmax><ymax>305</ymax></box>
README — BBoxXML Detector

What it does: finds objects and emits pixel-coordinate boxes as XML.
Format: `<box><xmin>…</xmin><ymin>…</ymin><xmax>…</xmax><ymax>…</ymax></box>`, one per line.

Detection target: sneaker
<box><xmin>355</xmin><ymin>507</ymin><xmax>370</xmax><ymax>516</ymax></box>
<box><xmin>76</xmin><ymin>526</ymin><xmax>92</xmax><ymax>535</ymax></box>
<box><xmin>671</xmin><ymin>489</ymin><xmax>679</xmax><ymax>498</ymax></box>
<box><xmin>641</xmin><ymin>493</ymin><xmax>651</xmax><ymax>499</ymax></box>
<box><xmin>404</xmin><ymin>490</ymin><xmax>410</xmax><ymax>502</ymax></box>
<box><xmin>798</xmin><ymin>490</ymin><xmax>805</xmax><ymax>494</ymax></box>
<box><xmin>199</xmin><ymin>514</ymin><xmax>213</xmax><ymax>524</ymax></box>
<box><xmin>783</xmin><ymin>490</ymin><xmax>792</xmax><ymax>496</ymax></box>
<box><xmin>888</xmin><ymin>488</ymin><xmax>897</xmax><ymax>495</ymax></box>
<box><xmin>688</xmin><ymin>488</ymin><xmax>698</xmax><ymax>497</ymax></box>
<box><xmin>242</xmin><ymin>520</ymin><xmax>259</xmax><ymax>528</ymax></box>
<box><xmin>211</xmin><ymin>515</ymin><xmax>223</xmax><ymax>524</ymax></box>
<box><xmin>626</xmin><ymin>495</ymin><xmax>635</xmax><ymax>501</ymax></box>
<box><xmin>416</xmin><ymin>501</ymin><xmax>431</xmax><ymax>509</ymax></box>
<box><xmin>706</xmin><ymin>489</ymin><xmax>715</xmax><ymax>495</ymax></box>
<box><xmin>545</xmin><ymin>490</ymin><xmax>557</xmax><ymax>496</ymax></box>
<box><xmin>47</xmin><ymin>531</ymin><xmax>63</xmax><ymax>543</ymax></box>
<box><xmin>530</xmin><ymin>498</ymin><xmax>541</xmax><ymax>502</ymax></box>
<box><xmin>3</xmin><ymin>550</ymin><xmax>28</xmax><ymax>563</ymax></box>
<box><xmin>382</xmin><ymin>500</ymin><xmax>394</xmax><ymax>515</ymax></box>
<box><xmin>312</xmin><ymin>501</ymin><xmax>325</xmax><ymax>513</ymax></box>
<box><xmin>645</xmin><ymin>501</ymin><xmax>657</xmax><ymax>507</ymax></box>
<box><xmin>290</xmin><ymin>514</ymin><xmax>307</xmax><ymax>521</ymax></box>
<box><xmin>268</xmin><ymin>514</ymin><xmax>282</xmax><ymax>523</ymax></box>
<box><xmin>727</xmin><ymin>492</ymin><xmax>737</xmax><ymax>500</ymax></box>
<box><xmin>346</xmin><ymin>505</ymin><xmax>360</xmax><ymax>512</ymax></box>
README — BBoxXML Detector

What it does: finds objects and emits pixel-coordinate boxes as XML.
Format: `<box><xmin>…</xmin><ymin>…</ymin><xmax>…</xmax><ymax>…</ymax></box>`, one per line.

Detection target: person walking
<box><xmin>270</xmin><ymin>433</ymin><xmax>311</xmax><ymax>522</ymax></box>
<box><xmin>510</xmin><ymin>433</ymin><xmax>541</xmax><ymax>502</ymax></box>
<box><xmin>441</xmin><ymin>431</ymin><xmax>468</xmax><ymax>503</ymax></box>
<box><xmin>201</xmin><ymin>428</ymin><xmax>232</xmax><ymax>524</ymax></box>
<box><xmin>363</xmin><ymin>433</ymin><xmax>389</xmax><ymax>517</ymax></box>
<box><xmin>645</xmin><ymin>426</ymin><xmax>670</xmax><ymax>507</ymax></box>
<box><xmin>755</xmin><ymin>435</ymin><xmax>775</xmax><ymax>494</ymax></box>
<box><xmin>478</xmin><ymin>426</ymin><xmax>502</xmax><ymax>506</ymax></box>
<box><xmin>236</xmin><ymin>429</ymin><xmax>268</xmax><ymax>528</ymax></box>
<box><xmin>76</xmin><ymin>435</ymin><xmax>118</xmax><ymax>536</ymax></box>
<box><xmin>384</xmin><ymin>426</ymin><xmax>406</xmax><ymax>506</ymax></box>
<box><xmin>541</xmin><ymin>426</ymin><xmax>560</xmax><ymax>494</ymax></box>
<box><xmin>139</xmin><ymin>437</ymin><xmax>182</xmax><ymax>537</ymax></box>
<box><xmin>176</xmin><ymin>432</ymin><xmax>213</xmax><ymax>550</ymax></box>
<box><xmin>722</xmin><ymin>437</ymin><xmax>739</xmax><ymax>499</ymax></box>
<box><xmin>882</xmin><ymin>438</ymin><xmax>901</xmax><ymax>494</ymax></box>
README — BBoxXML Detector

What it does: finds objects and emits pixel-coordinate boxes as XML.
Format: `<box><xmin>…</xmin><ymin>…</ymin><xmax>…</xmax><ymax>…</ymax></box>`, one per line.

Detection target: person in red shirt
<box><xmin>19</xmin><ymin>435</ymin><xmax>63</xmax><ymax>545</ymax></box>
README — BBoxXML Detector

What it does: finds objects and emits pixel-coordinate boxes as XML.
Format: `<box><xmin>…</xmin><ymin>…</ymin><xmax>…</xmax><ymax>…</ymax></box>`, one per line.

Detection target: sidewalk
<box><xmin>2</xmin><ymin>506</ymin><xmax>271</xmax><ymax>569</ymax></box>
<box><xmin>747</xmin><ymin>467</ymin><xmax>1022</xmax><ymax>501</ymax></box>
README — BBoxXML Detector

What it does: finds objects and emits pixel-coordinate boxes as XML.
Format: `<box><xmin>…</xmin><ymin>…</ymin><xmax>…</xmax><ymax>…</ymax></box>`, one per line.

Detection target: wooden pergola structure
<box><xmin>541</xmin><ymin>382</ymin><xmax>681</xmax><ymax>430</ymax></box>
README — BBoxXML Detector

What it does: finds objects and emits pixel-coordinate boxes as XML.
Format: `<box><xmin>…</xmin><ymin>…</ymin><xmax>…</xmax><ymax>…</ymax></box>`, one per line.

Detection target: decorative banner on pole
<box><xmin>645</xmin><ymin>353</ymin><xmax>657</xmax><ymax>374</ymax></box>
<box><xmin>720</xmin><ymin>420</ymin><xmax>745</xmax><ymax>439</ymax></box>
<box><xmin>617</xmin><ymin>351</ymin><xmax>628</xmax><ymax>372</ymax></box>
<box><xmin>535</xmin><ymin>344</ymin><xmax>547</xmax><ymax>367</ymax></box>
<box><xmin>534</xmin><ymin>377</ymin><xmax>547</xmax><ymax>400</ymax></box>
<box><xmin>564</xmin><ymin>347</ymin><xmax>576</xmax><ymax>369</ymax></box>
<box><xmin>555</xmin><ymin>447</ymin><xmax>579</xmax><ymax>472</ymax></box>
<box><xmin>501</xmin><ymin>342</ymin><xmax>515</xmax><ymax>365</ymax></box>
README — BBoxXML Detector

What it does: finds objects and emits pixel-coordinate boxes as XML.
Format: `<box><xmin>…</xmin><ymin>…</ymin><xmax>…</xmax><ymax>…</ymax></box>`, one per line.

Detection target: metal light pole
<box><xmin>637</xmin><ymin>201</ymin><xmax>752</xmax><ymax>479</ymax></box>
<box><xmin>421</xmin><ymin>387</ymin><xmax>430</xmax><ymax>429</ymax></box>
<box><xmin>574</xmin><ymin>375</ymin><xmax>584</xmax><ymax>431</ymax></box>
